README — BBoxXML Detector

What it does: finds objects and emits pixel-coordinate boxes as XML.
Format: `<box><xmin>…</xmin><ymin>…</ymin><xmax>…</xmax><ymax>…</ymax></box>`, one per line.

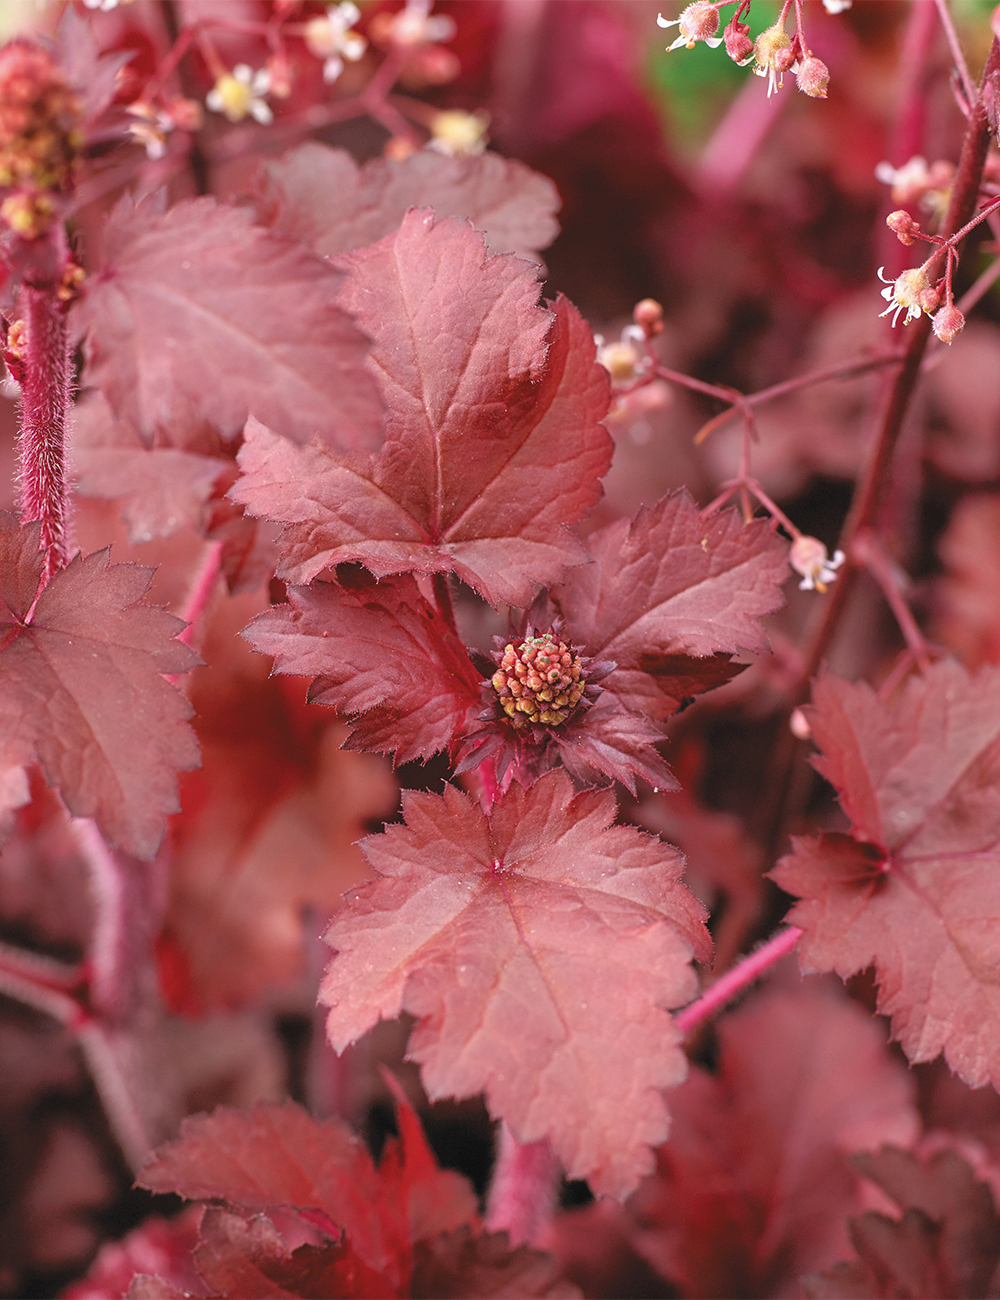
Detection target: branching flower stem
<box><xmin>798</xmin><ymin>34</ymin><xmax>1000</xmax><ymax>693</ymax></box>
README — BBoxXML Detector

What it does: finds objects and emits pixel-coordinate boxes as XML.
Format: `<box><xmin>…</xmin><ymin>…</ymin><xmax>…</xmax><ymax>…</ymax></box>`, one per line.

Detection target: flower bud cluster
<box><xmin>886</xmin><ymin>210</ymin><xmax>920</xmax><ymax>246</ymax></box>
<box><xmin>0</xmin><ymin>42</ymin><xmax>81</xmax><ymax>239</ymax></box>
<box><xmin>878</xmin><ymin>265</ymin><xmax>940</xmax><ymax>327</ymax></box>
<box><xmin>492</xmin><ymin>633</ymin><xmax>585</xmax><ymax>728</ymax></box>
<box><xmin>875</xmin><ymin>156</ymin><xmax>954</xmax><ymax>218</ymax></box>
<box><xmin>658</xmin><ymin>7</ymin><xmax>835</xmax><ymax>98</ymax></box>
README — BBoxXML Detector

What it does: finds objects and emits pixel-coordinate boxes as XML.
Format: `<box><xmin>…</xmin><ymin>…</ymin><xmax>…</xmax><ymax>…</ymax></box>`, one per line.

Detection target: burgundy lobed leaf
<box><xmin>770</xmin><ymin>661</ymin><xmax>1000</xmax><ymax>1089</ymax></box>
<box><xmin>137</xmin><ymin>1092</ymin><xmax>478</xmax><ymax>1295</ymax></box>
<box><xmin>551</xmin><ymin>494</ymin><xmax>789</xmax><ymax>720</ymax></box>
<box><xmin>192</xmin><ymin>1205</ymin><xmax>391</xmax><ymax>1300</ymax></box>
<box><xmin>242</xmin><ymin>570</ymin><xmax>483</xmax><ymax>766</ymax></box>
<box><xmin>626</xmin><ymin>981</ymin><xmax>919</xmax><ymax>1298</ymax></box>
<box><xmin>231</xmin><ymin>212</ymin><xmax>612</xmax><ymax>606</ymax></box>
<box><xmin>0</xmin><ymin>513</ymin><xmax>199</xmax><ymax>858</ymax></box>
<box><xmin>528</xmin><ymin>698</ymin><xmax>676</xmax><ymax>795</ymax></box>
<box><xmin>62</xmin><ymin>1207</ymin><xmax>204</xmax><ymax>1300</ymax></box>
<box><xmin>75</xmin><ymin>196</ymin><xmax>383</xmax><ymax>452</ymax></box>
<box><xmin>164</xmin><ymin>588</ymin><xmax>397</xmax><ymax>1012</ymax></box>
<box><xmin>256</xmin><ymin>144</ymin><xmax>561</xmax><ymax>260</ymax></box>
<box><xmin>410</xmin><ymin>1227</ymin><xmax>580</xmax><ymax>1299</ymax></box>
<box><xmin>802</xmin><ymin>1146</ymin><xmax>1000</xmax><ymax>1299</ymax></box>
<box><xmin>935</xmin><ymin>492</ymin><xmax>1000</xmax><ymax>668</ymax></box>
<box><xmin>321</xmin><ymin>770</ymin><xmax>711</xmax><ymax>1199</ymax></box>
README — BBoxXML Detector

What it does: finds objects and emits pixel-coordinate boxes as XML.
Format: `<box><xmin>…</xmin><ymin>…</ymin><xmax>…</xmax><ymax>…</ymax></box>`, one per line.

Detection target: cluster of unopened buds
<box><xmin>657</xmin><ymin>3</ymin><xmax>831</xmax><ymax>99</ymax></box>
<box><xmin>492</xmin><ymin>634</ymin><xmax>586</xmax><ymax>729</ymax></box>
<box><xmin>0</xmin><ymin>41</ymin><xmax>82</xmax><ymax>239</ymax></box>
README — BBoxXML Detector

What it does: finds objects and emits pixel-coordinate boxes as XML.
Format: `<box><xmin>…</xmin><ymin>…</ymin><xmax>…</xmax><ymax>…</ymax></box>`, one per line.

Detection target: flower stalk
<box><xmin>16</xmin><ymin>278</ymin><xmax>73</xmax><ymax>584</ymax></box>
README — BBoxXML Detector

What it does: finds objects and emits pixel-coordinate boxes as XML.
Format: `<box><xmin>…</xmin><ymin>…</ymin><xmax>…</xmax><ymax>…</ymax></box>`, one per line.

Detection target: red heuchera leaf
<box><xmin>935</xmin><ymin>492</ymin><xmax>1000</xmax><ymax>668</ymax></box>
<box><xmin>0</xmin><ymin>514</ymin><xmax>198</xmax><ymax>858</ymax></box>
<box><xmin>72</xmin><ymin>391</ymin><xmax>228</xmax><ymax>543</ymax></box>
<box><xmin>137</xmin><ymin>1093</ymin><xmax>478</xmax><ymax>1296</ymax></box>
<box><xmin>62</xmin><ymin>1207</ymin><xmax>204</xmax><ymax>1300</ymax></box>
<box><xmin>164</xmin><ymin>588</ymin><xmax>396</xmax><ymax>1011</ymax></box>
<box><xmin>191</xmin><ymin>1205</ymin><xmax>390</xmax><ymax>1300</ymax></box>
<box><xmin>410</xmin><ymin>1228</ymin><xmax>579</xmax><ymax>1299</ymax></box>
<box><xmin>320</xmin><ymin>771</ymin><xmax>711</xmax><ymax>1199</ymax></box>
<box><xmin>626</xmin><ymin>982</ymin><xmax>919</xmax><ymax>1298</ymax></box>
<box><xmin>551</xmin><ymin>495</ymin><xmax>789</xmax><ymax>720</ymax></box>
<box><xmin>770</xmin><ymin>661</ymin><xmax>1000</xmax><ymax>1088</ymax></box>
<box><xmin>75</xmin><ymin>196</ymin><xmax>383</xmax><ymax>451</ymax></box>
<box><xmin>802</xmin><ymin>1147</ymin><xmax>1000</xmax><ymax>1299</ymax></box>
<box><xmin>242</xmin><ymin>571</ymin><xmax>483</xmax><ymax>766</ymax></box>
<box><xmin>231</xmin><ymin>212</ymin><xmax>613</xmax><ymax>606</ymax></box>
<box><xmin>256</xmin><ymin>144</ymin><xmax>561</xmax><ymax>259</ymax></box>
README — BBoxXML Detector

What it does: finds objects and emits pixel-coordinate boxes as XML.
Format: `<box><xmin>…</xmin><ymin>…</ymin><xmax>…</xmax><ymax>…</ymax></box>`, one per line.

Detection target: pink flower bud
<box><xmin>886</xmin><ymin>210</ymin><xmax>920</xmax><ymax>246</ymax></box>
<box><xmin>679</xmin><ymin>1</ymin><xmax>721</xmax><ymax>44</ymax></box>
<box><xmin>932</xmin><ymin>303</ymin><xmax>965</xmax><ymax>343</ymax></box>
<box><xmin>917</xmin><ymin>284</ymin><xmax>941</xmax><ymax>314</ymax></box>
<box><xmin>724</xmin><ymin>21</ymin><xmax>754</xmax><ymax>63</ymax></box>
<box><xmin>774</xmin><ymin>45</ymin><xmax>796</xmax><ymax>74</ymax></box>
<box><xmin>633</xmin><ymin>298</ymin><xmax>664</xmax><ymax>337</ymax></box>
<box><xmin>796</xmin><ymin>55</ymin><xmax>830</xmax><ymax>98</ymax></box>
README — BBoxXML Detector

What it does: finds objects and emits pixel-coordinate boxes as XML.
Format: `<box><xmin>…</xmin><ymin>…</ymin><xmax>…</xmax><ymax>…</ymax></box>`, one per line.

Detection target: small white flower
<box><xmin>595</xmin><ymin>324</ymin><xmax>651</xmax><ymax>384</ymax></box>
<box><xmin>877</xmin><ymin>266</ymin><xmax>937</xmax><ymax>328</ymax></box>
<box><xmin>874</xmin><ymin>155</ymin><xmax>931</xmax><ymax>205</ymax></box>
<box><xmin>657</xmin><ymin>3</ymin><xmax>723</xmax><ymax>51</ymax></box>
<box><xmin>206</xmin><ymin>64</ymin><xmax>273</xmax><ymax>125</ymax></box>
<box><xmin>83</xmin><ymin>0</ymin><xmax>129</xmax><ymax>9</ymax></box>
<box><xmin>428</xmin><ymin>109</ymin><xmax>490</xmax><ymax>156</ymax></box>
<box><xmin>753</xmin><ymin>23</ymin><xmax>793</xmax><ymax>98</ymax></box>
<box><xmin>789</xmin><ymin>537</ymin><xmax>845</xmax><ymax>593</ymax></box>
<box><xmin>126</xmin><ymin>103</ymin><xmax>173</xmax><ymax>160</ymax></box>
<box><xmin>822</xmin><ymin>0</ymin><xmax>852</xmax><ymax>13</ymax></box>
<box><xmin>305</xmin><ymin>3</ymin><xmax>368</xmax><ymax>84</ymax></box>
<box><xmin>391</xmin><ymin>0</ymin><xmax>457</xmax><ymax>47</ymax></box>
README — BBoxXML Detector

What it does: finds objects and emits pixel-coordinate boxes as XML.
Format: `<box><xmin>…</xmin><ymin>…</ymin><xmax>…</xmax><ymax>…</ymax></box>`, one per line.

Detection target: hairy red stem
<box><xmin>676</xmin><ymin>927</ymin><xmax>803</xmax><ymax>1036</ymax></box>
<box><xmin>17</xmin><ymin>283</ymin><xmax>73</xmax><ymax>583</ymax></box>
<box><xmin>485</xmin><ymin>1121</ymin><xmax>561</xmax><ymax>1247</ymax></box>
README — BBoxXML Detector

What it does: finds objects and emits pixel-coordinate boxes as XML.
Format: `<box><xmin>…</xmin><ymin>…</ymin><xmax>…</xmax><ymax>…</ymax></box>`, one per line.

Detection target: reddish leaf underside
<box><xmin>192</xmin><ymin>1205</ymin><xmax>391</xmax><ymax>1300</ymax></box>
<box><xmin>256</xmin><ymin>144</ymin><xmax>561</xmax><ymax>260</ymax></box>
<box><xmin>802</xmin><ymin>1146</ymin><xmax>1000</xmax><ymax>1299</ymax></box>
<box><xmin>321</xmin><ymin>771</ymin><xmax>711</xmax><ymax>1200</ymax></box>
<box><xmin>242</xmin><ymin>571</ymin><xmax>483</xmax><ymax>766</ymax></box>
<box><xmin>138</xmin><ymin>1093</ymin><xmax>478</xmax><ymax>1295</ymax></box>
<box><xmin>231</xmin><ymin>212</ymin><xmax>612</xmax><ymax>607</ymax></box>
<box><xmin>770</xmin><ymin>661</ymin><xmax>1000</xmax><ymax>1089</ymax></box>
<box><xmin>552</xmin><ymin>494</ymin><xmax>788</xmax><ymax>720</ymax></box>
<box><xmin>0</xmin><ymin>514</ymin><xmax>198</xmax><ymax>858</ymax></box>
<box><xmin>75</xmin><ymin>196</ymin><xmax>383</xmax><ymax>451</ymax></box>
<box><xmin>626</xmin><ymin>982</ymin><xmax>918</xmax><ymax>1298</ymax></box>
